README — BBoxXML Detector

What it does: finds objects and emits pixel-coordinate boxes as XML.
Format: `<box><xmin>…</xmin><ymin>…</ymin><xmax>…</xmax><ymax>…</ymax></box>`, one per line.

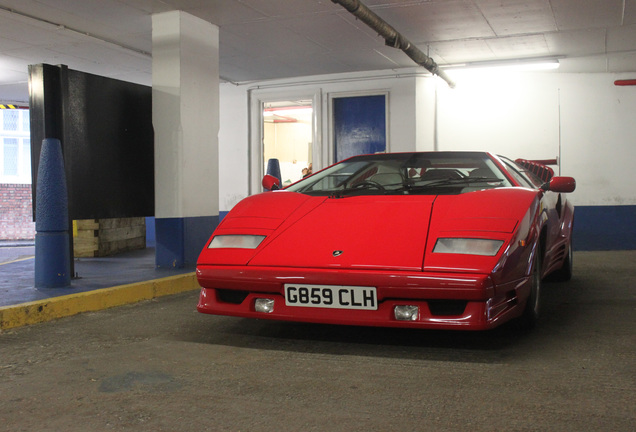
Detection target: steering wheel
<box><xmin>353</xmin><ymin>180</ymin><xmax>386</xmax><ymax>191</ymax></box>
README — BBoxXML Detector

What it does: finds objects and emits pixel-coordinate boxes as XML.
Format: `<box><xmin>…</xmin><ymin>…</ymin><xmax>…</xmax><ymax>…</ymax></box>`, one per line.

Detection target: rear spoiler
<box><xmin>515</xmin><ymin>158</ymin><xmax>557</xmax><ymax>183</ymax></box>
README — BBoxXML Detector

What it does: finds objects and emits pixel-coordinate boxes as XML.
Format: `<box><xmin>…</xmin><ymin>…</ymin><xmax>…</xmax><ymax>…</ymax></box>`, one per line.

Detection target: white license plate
<box><xmin>284</xmin><ymin>284</ymin><xmax>377</xmax><ymax>310</ymax></box>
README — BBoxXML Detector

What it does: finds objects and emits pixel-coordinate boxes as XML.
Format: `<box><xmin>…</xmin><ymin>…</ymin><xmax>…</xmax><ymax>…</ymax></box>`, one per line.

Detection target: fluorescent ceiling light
<box><xmin>442</xmin><ymin>58</ymin><xmax>560</xmax><ymax>72</ymax></box>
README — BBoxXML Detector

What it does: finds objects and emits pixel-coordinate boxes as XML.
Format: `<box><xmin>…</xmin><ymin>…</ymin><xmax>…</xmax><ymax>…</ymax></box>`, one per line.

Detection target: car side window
<box><xmin>502</xmin><ymin>159</ymin><xmax>535</xmax><ymax>188</ymax></box>
<box><xmin>515</xmin><ymin>165</ymin><xmax>545</xmax><ymax>188</ymax></box>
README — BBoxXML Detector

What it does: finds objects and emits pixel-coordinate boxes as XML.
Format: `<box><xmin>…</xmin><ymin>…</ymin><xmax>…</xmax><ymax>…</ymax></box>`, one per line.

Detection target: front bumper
<box><xmin>196</xmin><ymin>265</ymin><xmax>527</xmax><ymax>330</ymax></box>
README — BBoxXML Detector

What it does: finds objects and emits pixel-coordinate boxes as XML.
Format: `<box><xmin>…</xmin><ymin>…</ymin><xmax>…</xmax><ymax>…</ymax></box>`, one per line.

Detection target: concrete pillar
<box><xmin>152</xmin><ymin>11</ymin><xmax>219</xmax><ymax>268</ymax></box>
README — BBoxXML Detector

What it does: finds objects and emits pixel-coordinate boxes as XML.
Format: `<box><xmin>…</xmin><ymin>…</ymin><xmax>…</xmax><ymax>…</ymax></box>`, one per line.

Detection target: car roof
<box><xmin>343</xmin><ymin>151</ymin><xmax>492</xmax><ymax>161</ymax></box>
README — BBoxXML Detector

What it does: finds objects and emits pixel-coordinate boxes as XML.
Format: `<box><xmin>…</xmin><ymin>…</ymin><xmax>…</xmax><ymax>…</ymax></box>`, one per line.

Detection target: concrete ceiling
<box><xmin>1</xmin><ymin>0</ymin><xmax>636</xmax><ymax>104</ymax></box>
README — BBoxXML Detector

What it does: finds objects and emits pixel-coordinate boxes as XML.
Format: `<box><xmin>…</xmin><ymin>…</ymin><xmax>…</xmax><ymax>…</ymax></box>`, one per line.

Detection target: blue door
<box><xmin>333</xmin><ymin>95</ymin><xmax>386</xmax><ymax>162</ymax></box>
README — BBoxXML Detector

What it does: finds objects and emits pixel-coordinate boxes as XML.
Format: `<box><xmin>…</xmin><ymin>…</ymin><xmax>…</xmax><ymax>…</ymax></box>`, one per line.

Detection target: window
<box><xmin>249</xmin><ymin>89</ymin><xmax>321</xmax><ymax>195</ymax></box>
<box><xmin>2</xmin><ymin>110</ymin><xmax>19</xmax><ymax>131</ymax></box>
<box><xmin>0</xmin><ymin>109</ymin><xmax>31</xmax><ymax>183</ymax></box>
<box><xmin>332</xmin><ymin>94</ymin><xmax>387</xmax><ymax>163</ymax></box>
<box><xmin>499</xmin><ymin>156</ymin><xmax>549</xmax><ymax>189</ymax></box>
<box><xmin>22</xmin><ymin>139</ymin><xmax>31</xmax><ymax>178</ymax></box>
<box><xmin>3</xmin><ymin>138</ymin><xmax>19</xmax><ymax>176</ymax></box>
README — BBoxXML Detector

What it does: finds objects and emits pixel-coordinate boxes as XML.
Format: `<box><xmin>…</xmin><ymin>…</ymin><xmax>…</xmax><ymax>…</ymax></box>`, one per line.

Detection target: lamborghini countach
<box><xmin>197</xmin><ymin>151</ymin><xmax>575</xmax><ymax>331</ymax></box>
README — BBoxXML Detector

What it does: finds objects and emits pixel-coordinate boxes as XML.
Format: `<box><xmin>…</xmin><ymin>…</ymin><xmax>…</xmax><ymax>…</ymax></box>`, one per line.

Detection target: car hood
<box><xmin>248</xmin><ymin>194</ymin><xmax>435</xmax><ymax>271</ymax></box>
<box><xmin>199</xmin><ymin>188</ymin><xmax>539</xmax><ymax>272</ymax></box>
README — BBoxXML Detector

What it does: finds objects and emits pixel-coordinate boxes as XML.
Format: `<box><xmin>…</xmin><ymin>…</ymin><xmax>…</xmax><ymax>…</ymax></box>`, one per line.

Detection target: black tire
<box><xmin>518</xmin><ymin>250</ymin><xmax>542</xmax><ymax>331</ymax></box>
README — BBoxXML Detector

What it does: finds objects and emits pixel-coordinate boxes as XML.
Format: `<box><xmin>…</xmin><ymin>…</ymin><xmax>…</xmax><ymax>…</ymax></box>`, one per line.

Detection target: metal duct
<box><xmin>331</xmin><ymin>0</ymin><xmax>455</xmax><ymax>88</ymax></box>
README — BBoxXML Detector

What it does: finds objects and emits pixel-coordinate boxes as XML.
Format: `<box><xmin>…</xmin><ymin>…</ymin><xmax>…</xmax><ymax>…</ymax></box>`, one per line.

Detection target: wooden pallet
<box><xmin>73</xmin><ymin>217</ymin><xmax>146</xmax><ymax>257</ymax></box>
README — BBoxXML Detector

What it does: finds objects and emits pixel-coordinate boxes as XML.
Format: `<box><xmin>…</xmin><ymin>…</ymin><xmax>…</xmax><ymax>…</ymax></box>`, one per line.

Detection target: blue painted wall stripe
<box><xmin>155</xmin><ymin>215</ymin><xmax>219</xmax><ymax>268</ymax></box>
<box><xmin>574</xmin><ymin>205</ymin><xmax>636</xmax><ymax>251</ymax></box>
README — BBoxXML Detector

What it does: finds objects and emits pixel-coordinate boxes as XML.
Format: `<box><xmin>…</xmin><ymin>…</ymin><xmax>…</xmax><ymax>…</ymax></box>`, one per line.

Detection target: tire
<box><xmin>518</xmin><ymin>250</ymin><xmax>542</xmax><ymax>331</ymax></box>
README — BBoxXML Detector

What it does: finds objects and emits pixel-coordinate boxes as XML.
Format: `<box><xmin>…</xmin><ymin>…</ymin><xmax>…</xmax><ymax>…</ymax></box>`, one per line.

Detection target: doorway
<box><xmin>263</xmin><ymin>101</ymin><xmax>313</xmax><ymax>187</ymax></box>
<box><xmin>249</xmin><ymin>88</ymin><xmax>321</xmax><ymax>194</ymax></box>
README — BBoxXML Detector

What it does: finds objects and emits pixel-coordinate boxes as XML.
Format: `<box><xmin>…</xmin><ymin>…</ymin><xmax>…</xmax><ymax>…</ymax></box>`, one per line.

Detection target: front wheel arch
<box><xmin>517</xmin><ymin>239</ymin><xmax>544</xmax><ymax>331</ymax></box>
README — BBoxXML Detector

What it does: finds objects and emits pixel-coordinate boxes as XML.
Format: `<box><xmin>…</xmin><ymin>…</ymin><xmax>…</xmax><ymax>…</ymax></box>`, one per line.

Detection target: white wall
<box><xmin>415</xmin><ymin>76</ymin><xmax>436</xmax><ymax>152</ymax></box>
<box><xmin>218</xmin><ymin>68</ymin><xmax>636</xmax><ymax>212</ymax></box>
<box><xmin>436</xmin><ymin>71</ymin><xmax>636</xmax><ymax>206</ymax></box>
<box><xmin>436</xmin><ymin>71</ymin><xmax>560</xmax><ymax>159</ymax></box>
<box><xmin>558</xmin><ymin>75</ymin><xmax>636</xmax><ymax>206</ymax></box>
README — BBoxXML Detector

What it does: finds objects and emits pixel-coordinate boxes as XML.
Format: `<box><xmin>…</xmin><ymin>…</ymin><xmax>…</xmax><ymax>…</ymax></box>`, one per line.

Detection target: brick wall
<box><xmin>0</xmin><ymin>184</ymin><xmax>36</xmax><ymax>240</ymax></box>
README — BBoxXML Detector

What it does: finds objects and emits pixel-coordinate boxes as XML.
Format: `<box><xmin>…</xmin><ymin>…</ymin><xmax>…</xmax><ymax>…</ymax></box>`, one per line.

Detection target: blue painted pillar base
<box><xmin>35</xmin><ymin>232</ymin><xmax>71</xmax><ymax>288</ymax></box>
<box><xmin>34</xmin><ymin>138</ymin><xmax>71</xmax><ymax>288</ymax></box>
<box><xmin>155</xmin><ymin>215</ymin><xmax>219</xmax><ymax>268</ymax></box>
<box><xmin>266</xmin><ymin>158</ymin><xmax>282</xmax><ymax>187</ymax></box>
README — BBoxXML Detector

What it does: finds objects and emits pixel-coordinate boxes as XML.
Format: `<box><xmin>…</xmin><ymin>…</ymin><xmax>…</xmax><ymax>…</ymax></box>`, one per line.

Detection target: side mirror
<box><xmin>541</xmin><ymin>176</ymin><xmax>576</xmax><ymax>193</ymax></box>
<box><xmin>262</xmin><ymin>174</ymin><xmax>281</xmax><ymax>191</ymax></box>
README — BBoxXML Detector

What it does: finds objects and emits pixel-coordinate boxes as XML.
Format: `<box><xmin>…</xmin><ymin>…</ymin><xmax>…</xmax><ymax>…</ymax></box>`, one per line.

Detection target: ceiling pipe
<box><xmin>331</xmin><ymin>0</ymin><xmax>455</xmax><ymax>88</ymax></box>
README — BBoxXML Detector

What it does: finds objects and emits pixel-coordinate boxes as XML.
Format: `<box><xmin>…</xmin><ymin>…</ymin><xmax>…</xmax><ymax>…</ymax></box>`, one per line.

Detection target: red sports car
<box><xmin>197</xmin><ymin>151</ymin><xmax>575</xmax><ymax>330</ymax></box>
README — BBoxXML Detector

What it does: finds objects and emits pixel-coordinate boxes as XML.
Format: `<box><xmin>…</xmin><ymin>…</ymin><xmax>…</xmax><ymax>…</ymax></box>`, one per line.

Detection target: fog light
<box><xmin>255</xmin><ymin>298</ymin><xmax>275</xmax><ymax>313</ymax></box>
<box><xmin>394</xmin><ymin>305</ymin><xmax>419</xmax><ymax>321</ymax></box>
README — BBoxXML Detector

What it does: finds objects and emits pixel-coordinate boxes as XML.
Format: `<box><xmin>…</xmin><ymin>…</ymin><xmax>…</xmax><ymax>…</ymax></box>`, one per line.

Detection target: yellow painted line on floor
<box><xmin>0</xmin><ymin>272</ymin><xmax>200</xmax><ymax>330</ymax></box>
<box><xmin>0</xmin><ymin>256</ymin><xmax>35</xmax><ymax>265</ymax></box>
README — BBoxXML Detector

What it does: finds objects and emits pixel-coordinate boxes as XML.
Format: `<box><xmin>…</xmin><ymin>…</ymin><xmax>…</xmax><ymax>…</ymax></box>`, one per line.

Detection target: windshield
<box><xmin>285</xmin><ymin>152</ymin><xmax>514</xmax><ymax>196</ymax></box>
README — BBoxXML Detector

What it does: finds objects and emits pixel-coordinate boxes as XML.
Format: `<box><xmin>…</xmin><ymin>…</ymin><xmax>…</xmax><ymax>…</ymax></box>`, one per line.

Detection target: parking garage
<box><xmin>1</xmin><ymin>1</ymin><xmax>635</xmax><ymax>430</ymax></box>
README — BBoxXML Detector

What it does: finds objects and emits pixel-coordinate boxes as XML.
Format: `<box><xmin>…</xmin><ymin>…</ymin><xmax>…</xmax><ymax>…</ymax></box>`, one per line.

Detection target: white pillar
<box><xmin>152</xmin><ymin>11</ymin><xmax>219</xmax><ymax>268</ymax></box>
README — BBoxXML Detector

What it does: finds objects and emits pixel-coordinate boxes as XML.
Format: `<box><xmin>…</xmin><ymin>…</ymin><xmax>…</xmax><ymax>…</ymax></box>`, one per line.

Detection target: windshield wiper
<box><xmin>401</xmin><ymin>176</ymin><xmax>504</xmax><ymax>191</ymax></box>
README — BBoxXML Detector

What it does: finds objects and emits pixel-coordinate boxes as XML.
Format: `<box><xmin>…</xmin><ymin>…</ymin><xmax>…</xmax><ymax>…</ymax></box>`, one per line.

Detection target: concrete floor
<box><xmin>0</xmin><ymin>250</ymin><xmax>634</xmax><ymax>431</ymax></box>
